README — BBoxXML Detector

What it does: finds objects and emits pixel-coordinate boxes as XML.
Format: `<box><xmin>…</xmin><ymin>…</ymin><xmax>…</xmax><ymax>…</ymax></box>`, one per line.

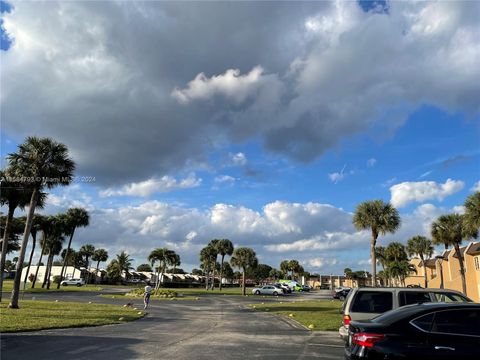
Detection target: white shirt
<box><xmin>145</xmin><ymin>285</ymin><xmax>152</xmax><ymax>294</ymax></box>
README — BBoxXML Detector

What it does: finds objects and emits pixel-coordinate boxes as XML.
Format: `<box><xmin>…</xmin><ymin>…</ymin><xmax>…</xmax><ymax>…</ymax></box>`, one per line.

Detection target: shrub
<box><xmin>53</xmin><ymin>275</ymin><xmax>62</xmax><ymax>285</ymax></box>
<box><xmin>125</xmin><ymin>288</ymin><xmax>178</xmax><ymax>298</ymax></box>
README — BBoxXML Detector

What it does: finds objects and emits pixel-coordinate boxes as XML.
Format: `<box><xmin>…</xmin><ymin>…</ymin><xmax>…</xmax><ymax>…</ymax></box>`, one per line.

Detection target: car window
<box><xmin>410</xmin><ymin>313</ymin><xmax>434</xmax><ymax>332</ymax></box>
<box><xmin>351</xmin><ymin>291</ymin><xmax>393</xmax><ymax>313</ymax></box>
<box><xmin>432</xmin><ymin>309</ymin><xmax>480</xmax><ymax>336</ymax></box>
<box><xmin>399</xmin><ymin>291</ymin><xmax>432</xmax><ymax>306</ymax></box>
<box><xmin>432</xmin><ymin>292</ymin><xmax>471</xmax><ymax>303</ymax></box>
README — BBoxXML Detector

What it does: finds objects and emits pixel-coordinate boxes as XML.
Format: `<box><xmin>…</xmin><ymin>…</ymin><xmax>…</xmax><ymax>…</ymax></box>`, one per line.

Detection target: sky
<box><xmin>1</xmin><ymin>0</ymin><xmax>479</xmax><ymax>274</ymax></box>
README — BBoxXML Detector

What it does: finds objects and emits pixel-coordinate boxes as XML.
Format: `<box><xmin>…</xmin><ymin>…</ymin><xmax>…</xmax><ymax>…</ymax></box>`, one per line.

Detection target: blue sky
<box><xmin>1</xmin><ymin>1</ymin><xmax>479</xmax><ymax>273</ymax></box>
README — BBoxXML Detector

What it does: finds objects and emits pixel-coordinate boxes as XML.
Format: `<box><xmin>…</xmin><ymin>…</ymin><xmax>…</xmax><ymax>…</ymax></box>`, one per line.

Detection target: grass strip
<box><xmin>249</xmin><ymin>300</ymin><xmax>343</xmax><ymax>331</ymax></box>
<box><xmin>0</xmin><ymin>300</ymin><xmax>144</xmax><ymax>333</ymax></box>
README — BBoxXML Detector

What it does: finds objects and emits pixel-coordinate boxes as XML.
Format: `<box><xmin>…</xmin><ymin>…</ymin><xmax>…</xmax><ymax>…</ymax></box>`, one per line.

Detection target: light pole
<box><xmin>435</xmin><ymin>255</ymin><xmax>445</xmax><ymax>289</ymax></box>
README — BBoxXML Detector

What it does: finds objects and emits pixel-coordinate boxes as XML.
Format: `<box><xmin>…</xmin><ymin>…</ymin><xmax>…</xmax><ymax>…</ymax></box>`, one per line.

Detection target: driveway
<box><xmin>2</xmin><ymin>291</ymin><xmax>344</xmax><ymax>359</ymax></box>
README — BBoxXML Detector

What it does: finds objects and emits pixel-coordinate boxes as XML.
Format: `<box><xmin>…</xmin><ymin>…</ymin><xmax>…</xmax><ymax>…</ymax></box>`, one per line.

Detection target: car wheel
<box><xmin>339</xmin><ymin>295</ymin><xmax>345</xmax><ymax>301</ymax></box>
<box><xmin>255</xmin><ymin>290</ymin><xmax>260</xmax><ymax>295</ymax></box>
<box><xmin>273</xmin><ymin>291</ymin><xmax>278</xmax><ymax>296</ymax></box>
<box><xmin>63</xmin><ymin>283</ymin><xmax>67</xmax><ymax>286</ymax></box>
<box><xmin>76</xmin><ymin>283</ymin><xmax>81</xmax><ymax>287</ymax></box>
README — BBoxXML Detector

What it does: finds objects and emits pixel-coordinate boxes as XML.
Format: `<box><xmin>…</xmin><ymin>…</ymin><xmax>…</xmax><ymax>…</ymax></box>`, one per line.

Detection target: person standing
<box><xmin>144</xmin><ymin>283</ymin><xmax>152</xmax><ymax>309</ymax></box>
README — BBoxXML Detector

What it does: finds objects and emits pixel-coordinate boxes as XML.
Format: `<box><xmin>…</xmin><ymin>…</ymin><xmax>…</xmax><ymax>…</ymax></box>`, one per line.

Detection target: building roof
<box><xmin>452</xmin><ymin>246</ymin><xmax>467</xmax><ymax>259</ymax></box>
<box><xmin>466</xmin><ymin>242</ymin><xmax>480</xmax><ymax>255</ymax></box>
<box><xmin>424</xmin><ymin>259</ymin><xmax>436</xmax><ymax>268</ymax></box>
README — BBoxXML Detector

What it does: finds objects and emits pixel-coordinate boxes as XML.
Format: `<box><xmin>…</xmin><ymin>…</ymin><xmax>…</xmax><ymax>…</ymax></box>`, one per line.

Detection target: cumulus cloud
<box><xmin>100</xmin><ymin>173</ymin><xmax>201</xmax><ymax>197</ymax></box>
<box><xmin>390</xmin><ymin>178</ymin><xmax>464</xmax><ymax>207</ymax></box>
<box><xmin>471</xmin><ymin>181</ymin><xmax>480</xmax><ymax>192</ymax></box>
<box><xmin>1</xmin><ymin>1</ymin><xmax>478</xmax><ymax>187</ymax></box>
<box><xmin>306</xmin><ymin>257</ymin><xmax>338</xmax><ymax>269</ymax></box>
<box><xmin>214</xmin><ymin>175</ymin><xmax>235</xmax><ymax>186</ymax></box>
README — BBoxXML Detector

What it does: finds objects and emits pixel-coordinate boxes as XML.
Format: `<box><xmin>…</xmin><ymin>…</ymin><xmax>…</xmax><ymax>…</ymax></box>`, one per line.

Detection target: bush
<box><xmin>53</xmin><ymin>275</ymin><xmax>62</xmax><ymax>285</ymax></box>
<box><xmin>125</xmin><ymin>288</ymin><xmax>178</xmax><ymax>298</ymax></box>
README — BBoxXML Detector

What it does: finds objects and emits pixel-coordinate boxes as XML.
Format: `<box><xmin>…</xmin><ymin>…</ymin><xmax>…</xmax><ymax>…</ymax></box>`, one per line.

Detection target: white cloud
<box><xmin>214</xmin><ymin>175</ymin><xmax>235</xmax><ymax>184</ymax></box>
<box><xmin>328</xmin><ymin>164</ymin><xmax>347</xmax><ymax>184</ymax></box>
<box><xmin>100</xmin><ymin>173</ymin><xmax>201</xmax><ymax>197</ymax></box>
<box><xmin>172</xmin><ymin>66</ymin><xmax>267</xmax><ymax>104</ymax></box>
<box><xmin>367</xmin><ymin>158</ymin><xmax>377</xmax><ymax>167</ymax></box>
<box><xmin>390</xmin><ymin>178</ymin><xmax>464</xmax><ymax>207</ymax></box>
<box><xmin>229</xmin><ymin>152</ymin><xmax>247</xmax><ymax>166</ymax></box>
<box><xmin>306</xmin><ymin>257</ymin><xmax>338</xmax><ymax>269</ymax></box>
<box><xmin>420</xmin><ymin>170</ymin><xmax>433</xmax><ymax>178</ymax></box>
<box><xmin>358</xmin><ymin>259</ymin><xmax>372</xmax><ymax>266</ymax></box>
<box><xmin>471</xmin><ymin>181</ymin><xmax>480</xmax><ymax>192</ymax></box>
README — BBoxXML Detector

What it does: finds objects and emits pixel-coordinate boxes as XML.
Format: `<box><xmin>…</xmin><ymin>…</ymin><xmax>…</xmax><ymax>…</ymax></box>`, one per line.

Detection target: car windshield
<box><xmin>432</xmin><ymin>292</ymin><xmax>472</xmax><ymax>303</ymax></box>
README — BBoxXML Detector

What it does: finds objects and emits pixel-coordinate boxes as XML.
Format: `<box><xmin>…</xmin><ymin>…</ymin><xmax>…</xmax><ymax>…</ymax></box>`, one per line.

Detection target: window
<box><xmin>432</xmin><ymin>309</ymin><xmax>480</xmax><ymax>336</ymax></box>
<box><xmin>411</xmin><ymin>313</ymin><xmax>434</xmax><ymax>332</ymax></box>
<box><xmin>475</xmin><ymin>257</ymin><xmax>480</xmax><ymax>271</ymax></box>
<box><xmin>351</xmin><ymin>291</ymin><xmax>393</xmax><ymax>313</ymax></box>
<box><xmin>399</xmin><ymin>291</ymin><xmax>432</xmax><ymax>306</ymax></box>
<box><xmin>432</xmin><ymin>292</ymin><xmax>471</xmax><ymax>303</ymax></box>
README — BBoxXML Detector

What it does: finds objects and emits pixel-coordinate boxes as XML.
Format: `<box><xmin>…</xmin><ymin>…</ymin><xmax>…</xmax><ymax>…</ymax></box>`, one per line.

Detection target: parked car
<box><xmin>60</xmin><ymin>278</ymin><xmax>85</xmax><ymax>286</ymax></box>
<box><xmin>339</xmin><ymin>287</ymin><xmax>472</xmax><ymax>340</ymax></box>
<box><xmin>335</xmin><ymin>286</ymin><xmax>352</xmax><ymax>292</ymax></box>
<box><xmin>302</xmin><ymin>285</ymin><xmax>311</xmax><ymax>292</ymax></box>
<box><xmin>252</xmin><ymin>285</ymin><xmax>283</xmax><ymax>296</ymax></box>
<box><xmin>333</xmin><ymin>288</ymin><xmax>351</xmax><ymax>300</ymax></box>
<box><xmin>273</xmin><ymin>283</ymin><xmax>291</xmax><ymax>294</ymax></box>
<box><xmin>345</xmin><ymin>302</ymin><xmax>480</xmax><ymax>359</ymax></box>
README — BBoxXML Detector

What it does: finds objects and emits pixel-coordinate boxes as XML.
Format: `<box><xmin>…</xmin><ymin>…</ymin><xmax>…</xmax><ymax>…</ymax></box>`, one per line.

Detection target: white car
<box><xmin>252</xmin><ymin>285</ymin><xmax>283</xmax><ymax>296</ymax></box>
<box><xmin>60</xmin><ymin>278</ymin><xmax>85</xmax><ymax>286</ymax></box>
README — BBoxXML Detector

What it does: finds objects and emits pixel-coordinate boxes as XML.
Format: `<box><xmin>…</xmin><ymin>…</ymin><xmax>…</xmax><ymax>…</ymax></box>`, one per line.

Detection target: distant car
<box><xmin>333</xmin><ymin>288</ymin><xmax>351</xmax><ymax>300</ymax></box>
<box><xmin>345</xmin><ymin>302</ymin><xmax>480</xmax><ymax>359</ymax></box>
<box><xmin>302</xmin><ymin>285</ymin><xmax>311</xmax><ymax>292</ymax></box>
<box><xmin>273</xmin><ymin>283</ymin><xmax>291</xmax><ymax>294</ymax></box>
<box><xmin>335</xmin><ymin>286</ymin><xmax>352</xmax><ymax>292</ymax></box>
<box><xmin>339</xmin><ymin>287</ymin><xmax>472</xmax><ymax>341</ymax></box>
<box><xmin>60</xmin><ymin>278</ymin><xmax>85</xmax><ymax>287</ymax></box>
<box><xmin>252</xmin><ymin>285</ymin><xmax>283</xmax><ymax>296</ymax></box>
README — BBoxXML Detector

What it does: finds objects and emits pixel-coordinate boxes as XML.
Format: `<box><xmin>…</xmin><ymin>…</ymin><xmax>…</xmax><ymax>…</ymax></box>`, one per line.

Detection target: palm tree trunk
<box><xmin>371</xmin><ymin>230</ymin><xmax>377</xmax><ymax>287</ymax></box>
<box><xmin>32</xmin><ymin>234</ymin><xmax>47</xmax><ymax>289</ymax></box>
<box><xmin>46</xmin><ymin>253</ymin><xmax>54</xmax><ymax>290</ymax></box>
<box><xmin>420</xmin><ymin>255</ymin><xmax>428</xmax><ymax>288</ymax></box>
<box><xmin>57</xmin><ymin>228</ymin><xmax>75</xmax><ymax>289</ymax></box>
<box><xmin>0</xmin><ymin>205</ymin><xmax>16</xmax><ymax>302</ymax></box>
<box><xmin>42</xmin><ymin>250</ymin><xmax>52</xmax><ymax>288</ymax></box>
<box><xmin>84</xmin><ymin>256</ymin><xmax>90</xmax><ymax>286</ymax></box>
<box><xmin>454</xmin><ymin>244</ymin><xmax>467</xmax><ymax>295</ymax></box>
<box><xmin>242</xmin><ymin>269</ymin><xmax>246</xmax><ymax>296</ymax></box>
<box><xmin>23</xmin><ymin>231</ymin><xmax>37</xmax><ymax>288</ymax></box>
<box><xmin>219</xmin><ymin>255</ymin><xmax>225</xmax><ymax>291</ymax></box>
<box><xmin>9</xmin><ymin>189</ymin><xmax>38</xmax><ymax>308</ymax></box>
<box><xmin>95</xmin><ymin>260</ymin><xmax>101</xmax><ymax>285</ymax></box>
<box><xmin>211</xmin><ymin>266</ymin><xmax>215</xmax><ymax>290</ymax></box>
<box><xmin>205</xmin><ymin>268</ymin><xmax>209</xmax><ymax>290</ymax></box>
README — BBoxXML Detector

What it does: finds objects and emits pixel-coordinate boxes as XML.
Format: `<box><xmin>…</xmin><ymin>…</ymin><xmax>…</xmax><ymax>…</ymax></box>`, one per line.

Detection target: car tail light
<box><xmin>352</xmin><ymin>333</ymin><xmax>385</xmax><ymax>348</ymax></box>
<box><xmin>343</xmin><ymin>315</ymin><xmax>351</xmax><ymax>326</ymax></box>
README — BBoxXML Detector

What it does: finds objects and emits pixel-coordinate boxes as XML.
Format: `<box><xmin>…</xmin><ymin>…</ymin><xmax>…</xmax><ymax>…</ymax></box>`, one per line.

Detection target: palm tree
<box><xmin>79</xmin><ymin>244</ymin><xmax>95</xmax><ymax>285</ymax></box>
<box><xmin>22</xmin><ymin>214</ymin><xmax>47</xmax><ymax>288</ymax></box>
<box><xmin>230</xmin><ymin>247</ymin><xmax>258</xmax><ymax>296</ymax></box>
<box><xmin>170</xmin><ymin>253</ymin><xmax>181</xmax><ymax>275</ymax></box>
<box><xmin>148</xmin><ymin>248</ymin><xmax>173</xmax><ymax>289</ymax></box>
<box><xmin>431</xmin><ymin>214</ymin><xmax>472</xmax><ymax>295</ymax></box>
<box><xmin>407</xmin><ymin>235</ymin><xmax>434</xmax><ymax>288</ymax></box>
<box><xmin>57</xmin><ymin>208</ymin><xmax>90</xmax><ymax>288</ymax></box>
<box><xmin>200</xmin><ymin>246</ymin><xmax>217</xmax><ymax>290</ymax></box>
<box><xmin>31</xmin><ymin>216</ymin><xmax>56</xmax><ymax>288</ymax></box>
<box><xmin>375</xmin><ymin>246</ymin><xmax>388</xmax><ymax>286</ymax></box>
<box><xmin>288</xmin><ymin>259</ymin><xmax>301</xmax><ymax>280</ymax></box>
<box><xmin>280</xmin><ymin>260</ymin><xmax>290</xmax><ymax>278</ymax></box>
<box><xmin>385</xmin><ymin>242</ymin><xmax>408</xmax><ymax>286</ymax></box>
<box><xmin>7</xmin><ymin>137</ymin><xmax>75</xmax><ymax>308</ymax></box>
<box><xmin>115</xmin><ymin>251</ymin><xmax>133</xmax><ymax>280</ymax></box>
<box><xmin>207</xmin><ymin>239</ymin><xmax>220</xmax><ymax>289</ymax></box>
<box><xmin>0</xmin><ymin>169</ymin><xmax>44</xmax><ymax>301</ymax></box>
<box><xmin>463</xmin><ymin>192</ymin><xmax>480</xmax><ymax>237</ymax></box>
<box><xmin>215</xmin><ymin>239</ymin><xmax>234</xmax><ymax>291</ymax></box>
<box><xmin>91</xmin><ymin>249</ymin><xmax>109</xmax><ymax>284</ymax></box>
<box><xmin>40</xmin><ymin>216</ymin><xmax>66</xmax><ymax>289</ymax></box>
<box><xmin>353</xmin><ymin>200</ymin><xmax>401</xmax><ymax>287</ymax></box>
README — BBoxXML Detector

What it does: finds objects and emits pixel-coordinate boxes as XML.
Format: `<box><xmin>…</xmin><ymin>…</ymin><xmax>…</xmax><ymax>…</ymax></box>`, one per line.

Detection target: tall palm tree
<box><xmin>407</xmin><ymin>235</ymin><xmax>434</xmax><ymax>288</ymax></box>
<box><xmin>215</xmin><ymin>239</ymin><xmax>234</xmax><ymax>291</ymax></box>
<box><xmin>7</xmin><ymin>137</ymin><xmax>75</xmax><ymax>308</ymax></box>
<box><xmin>353</xmin><ymin>200</ymin><xmax>401</xmax><ymax>287</ymax></box>
<box><xmin>170</xmin><ymin>253</ymin><xmax>181</xmax><ymax>275</ymax></box>
<box><xmin>23</xmin><ymin>214</ymin><xmax>47</xmax><ymax>287</ymax></box>
<box><xmin>148</xmin><ymin>248</ymin><xmax>173</xmax><ymax>289</ymax></box>
<box><xmin>200</xmin><ymin>246</ymin><xmax>217</xmax><ymax>290</ymax></box>
<box><xmin>207</xmin><ymin>239</ymin><xmax>220</xmax><ymax>289</ymax></box>
<box><xmin>39</xmin><ymin>215</ymin><xmax>66</xmax><ymax>289</ymax></box>
<box><xmin>57</xmin><ymin>208</ymin><xmax>90</xmax><ymax>288</ymax></box>
<box><xmin>431</xmin><ymin>214</ymin><xmax>472</xmax><ymax>295</ymax></box>
<box><xmin>91</xmin><ymin>249</ymin><xmax>109</xmax><ymax>284</ymax></box>
<box><xmin>375</xmin><ymin>246</ymin><xmax>388</xmax><ymax>286</ymax></box>
<box><xmin>116</xmin><ymin>251</ymin><xmax>133</xmax><ymax>280</ymax></box>
<box><xmin>385</xmin><ymin>242</ymin><xmax>408</xmax><ymax>286</ymax></box>
<box><xmin>463</xmin><ymin>192</ymin><xmax>480</xmax><ymax>238</ymax></box>
<box><xmin>288</xmin><ymin>259</ymin><xmax>301</xmax><ymax>280</ymax></box>
<box><xmin>80</xmin><ymin>244</ymin><xmax>95</xmax><ymax>285</ymax></box>
<box><xmin>230</xmin><ymin>247</ymin><xmax>258</xmax><ymax>296</ymax></box>
<box><xmin>0</xmin><ymin>168</ymin><xmax>40</xmax><ymax>301</ymax></box>
<box><xmin>280</xmin><ymin>260</ymin><xmax>290</xmax><ymax>278</ymax></box>
<box><xmin>31</xmin><ymin>216</ymin><xmax>56</xmax><ymax>288</ymax></box>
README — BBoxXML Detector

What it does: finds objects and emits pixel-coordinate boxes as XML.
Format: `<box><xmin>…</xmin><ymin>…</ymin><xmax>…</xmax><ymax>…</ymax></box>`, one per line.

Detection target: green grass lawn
<box><xmin>1</xmin><ymin>280</ymin><xmax>138</xmax><ymax>293</ymax></box>
<box><xmin>0</xmin><ymin>300</ymin><xmax>145</xmax><ymax>333</ymax></box>
<box><xmin>250</xmin><ymin>300</ymin><xmax>343</xmax><ymax>331</ymax></box>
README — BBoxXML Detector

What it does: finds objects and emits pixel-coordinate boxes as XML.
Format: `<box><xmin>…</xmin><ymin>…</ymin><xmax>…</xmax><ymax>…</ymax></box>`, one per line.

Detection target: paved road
<box><xmin>2</xmin><ymin>291</ymin><xmax>345</xmax><ymax>360</ymax></box>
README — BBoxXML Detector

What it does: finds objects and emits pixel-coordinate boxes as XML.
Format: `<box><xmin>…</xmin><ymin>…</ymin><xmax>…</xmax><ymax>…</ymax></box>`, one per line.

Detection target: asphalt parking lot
<box><xmin>1</xmin><ymin>290</ymin><xmax>345</xmax><ymax>360</ymax></box>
